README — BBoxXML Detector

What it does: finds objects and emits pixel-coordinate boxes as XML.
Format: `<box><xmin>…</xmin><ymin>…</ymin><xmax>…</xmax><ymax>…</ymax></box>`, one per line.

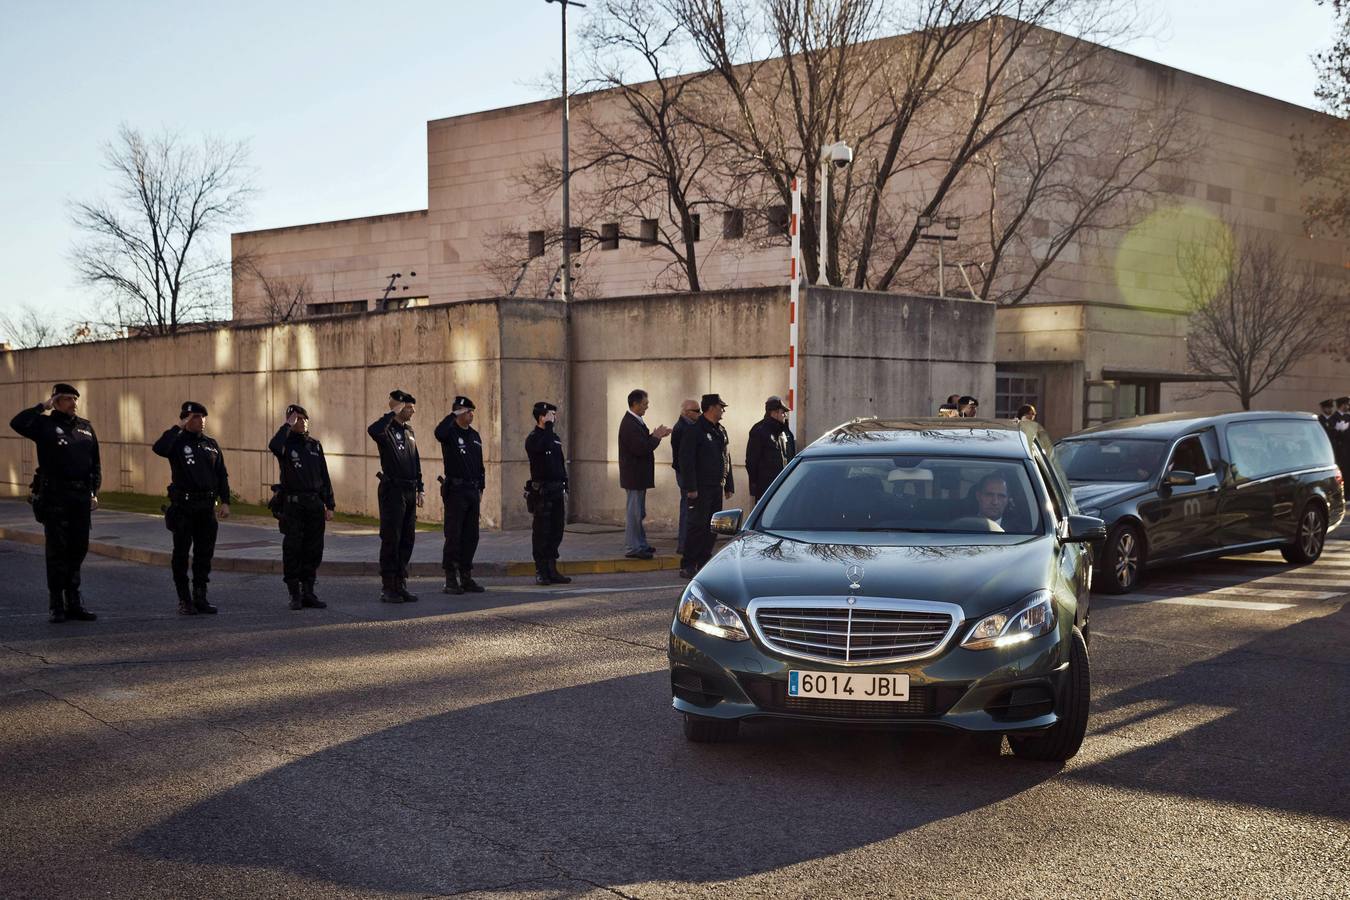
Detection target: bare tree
<box><xmin>0</xmin><ymin>303</ymin><xmax>63</xmax><ymax>349</ymax></box>
<box><xmin>232</xmin><ymin>253</ymin><xmax>314</xmax><ymax>323</ymax></box>
<box><xmin>1295</xmin><ymin>0</ymin><xmax>1350</xmax><ymax>237</ymax></box>
<box><xmin>1181</xmin><ymin>226</ymin><xmax>1335</xmax><ymax>410</ymax></box>
<box><xmin>71</xmin><ymin>125</ymin><xmax>254</xmax><ymax>336</ymax></box>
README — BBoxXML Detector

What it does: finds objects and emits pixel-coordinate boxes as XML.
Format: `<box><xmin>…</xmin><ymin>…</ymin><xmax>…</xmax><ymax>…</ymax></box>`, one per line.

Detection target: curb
<box><xmin>0</xmin><ymin>526</ymin><xmax>681</xmax><ymax>578</ymax></box>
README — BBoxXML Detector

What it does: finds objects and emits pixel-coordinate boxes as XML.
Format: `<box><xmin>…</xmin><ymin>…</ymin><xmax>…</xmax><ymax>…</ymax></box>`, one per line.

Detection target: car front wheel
<box><xmin>1281</xmin><ymin>503</ymin><xmax>1327</xmax><ymax>565</ymax></box>
<box><xmin>1008</xmin><ymin>627</ymin><xmax>1090</xmax><ymax>763</ymax></box>
<box><xmin>1095</xmin><ymin>523</ymin><xmax>1144</xmax><ymax>594</ymax></box>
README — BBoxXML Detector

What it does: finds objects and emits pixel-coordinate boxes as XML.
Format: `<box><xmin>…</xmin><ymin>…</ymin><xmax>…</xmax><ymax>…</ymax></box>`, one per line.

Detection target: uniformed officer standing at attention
<box><xmin>369</xmin><ymin>389</ymin><xmax>424</xmax><ymax>604</ymax></box>
<box><xmin>153</xmin><ymin>401</ymin><xmax>231</xmax><ymax>615</ymax></box>
<box><xmin>678</xmin><ymin>393</ymin><xmax>735</xmax><ymax>579</ymax></box>
<box><xmin>10</xmin><ymin>383</ymin><xmax>101</xmax><ymax>623</ymax></box>
<box><xmin>525</xmin><ymin>401</ymin><xmax>572</xmax><ymax>586</ymax></box>
<box><xmin>269</xmin><ymin>405</ymin><xmax>335</xmax><ymax>611</ymax></box>
<box><xmin>434</xmin><ymin>395</ymin><xmax>486</xmax><ymax>595</ymax></box>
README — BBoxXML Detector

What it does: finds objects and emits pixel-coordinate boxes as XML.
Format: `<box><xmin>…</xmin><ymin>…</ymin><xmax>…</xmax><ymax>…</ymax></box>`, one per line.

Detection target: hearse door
<box><xmin>1218</xmin><ymin>421</ymin><xmax>1299</xmax><ymax>548</ymax></box>
<box><xmin>1140</xmin><ymin>434</ymin><xmax>1221</xmax><ymax>561</ymax></box>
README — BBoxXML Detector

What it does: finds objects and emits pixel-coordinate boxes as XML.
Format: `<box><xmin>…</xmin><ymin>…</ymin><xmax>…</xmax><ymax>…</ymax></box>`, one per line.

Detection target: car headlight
<box><xmin>961</xmin><ymin>590</ymin><xmax>1057</xmax><ymax>650</ymax></box>
<box><xmin>676</xmin><ymin>582</ymin><xmax>749</xmax><ymax>642</ymax></box>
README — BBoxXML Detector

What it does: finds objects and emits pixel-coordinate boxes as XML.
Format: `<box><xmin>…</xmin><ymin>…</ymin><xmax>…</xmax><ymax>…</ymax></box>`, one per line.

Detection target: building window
<box><xmin>686</xmin><ymin>213</ymin><xmax>701</xmax><ymax>243</ymax></box>
<box><xmin>564</xmin><ymin>227</ymin><xmax>581</xmax><ymax>254</ymax></box>
<box><xmin>528</xmin><ymin>230</ymin><xmax>545</xmax><ymax>258</ymax></box>
<box><xmin>639</xmin><ymin>218</ymin><xmax>658</xmax><ymax>245</ymax></box>
<box><xmin>995</xmin><ymin>372</ymin><xmax>1041</xmax><ymax>420</ymax></box>
<box><xmin>307</xmin><ymin>300</ymin><xmax>368</xmax><ymax>317</ymax></box>
<box><xmin>600</xmin><ymin>222</ymin><xmax>620</xmax><ymax>250</ymax></box>
<box><xmin>1206</xmin><ymin>184</ymin><xmax>1231</xmax><ymax>205</ymax></box>
<box><xmin>723</xmin><ymin>208</ymin><xmax>744</xmax><ymax>240</ymax></box>
<box><xmin>767</xmin><ymin>204</ymin><xmax>789</xmax><ymax>236</ymax></box>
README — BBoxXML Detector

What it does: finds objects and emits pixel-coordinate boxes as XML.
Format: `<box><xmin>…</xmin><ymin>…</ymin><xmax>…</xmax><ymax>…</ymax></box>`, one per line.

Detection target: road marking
<box><xmin>1148</xmin><ymin>584</ymin><xmax>1340</xmax><ymax>601</ymax></box>
<box><xmin>1123</xmin><ymin>595</ymin><xmax>1296</xmax><ymax>611</ymax></box>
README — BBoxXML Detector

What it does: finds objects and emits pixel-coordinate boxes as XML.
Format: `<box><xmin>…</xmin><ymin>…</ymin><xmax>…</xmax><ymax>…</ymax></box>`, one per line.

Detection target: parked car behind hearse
<box><xmin>1055</xmin><ymin>412</ymin><xmax>1346</xmax><ymax>594</ymax></box>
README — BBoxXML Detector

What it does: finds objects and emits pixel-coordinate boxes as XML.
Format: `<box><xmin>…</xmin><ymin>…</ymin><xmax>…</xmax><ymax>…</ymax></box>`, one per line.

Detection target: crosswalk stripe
<box><xmin>1173</xmin><ymin>573</ymin><xmax>1348</xmax><ymax>589</ymax></box>
<box><xmin>1146</xmin><ymin>583</ymin><xmax>1340</xmax><ymax>601</ymax></box>
<box><xmin>1123</xmin><ymin>595</ymin><xmax>1296</xmax><ymax>611</ymax></box>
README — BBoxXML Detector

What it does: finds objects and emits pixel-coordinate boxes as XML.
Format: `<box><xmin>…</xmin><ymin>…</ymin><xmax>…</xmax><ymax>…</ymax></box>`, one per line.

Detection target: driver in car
<box><xmin>973</xmin><ymin>474</ymin><xmax>1011</xmax><ymax>527</ymax></box>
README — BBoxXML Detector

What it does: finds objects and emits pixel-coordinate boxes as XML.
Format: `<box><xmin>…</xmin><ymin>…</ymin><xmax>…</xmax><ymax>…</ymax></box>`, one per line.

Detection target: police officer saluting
<box><xmin>434</xmin><ymin>395</ymin><xmax>486</xmax><ymax>594</ymax></box>
<box><xmin>269</xmin><ymin>405</ymin><xmax>334</xmax><ymax>611</ymax></box>
<box><xmin>370</xmin><ymin>389</ymin><xmax>423</xmax><ymax>604</ymax></box>
<box><xmin>153</xmin><ymin>401</ymin><xmax>230</xmax><ymax>615</ymax></box>
<box><xmin>10</xmin><ymin>383</ymin><xmax>100</xmax><ymax>623</ymax></box>
<box><xmin>525</xmin><ymin>401</ymin><xmax>572</xmax><ymax>586</ymax></box>
<box><xmin>678</xmin><ymin>393</ymin><xmax>735</xmax><ymax>579</ymax></box>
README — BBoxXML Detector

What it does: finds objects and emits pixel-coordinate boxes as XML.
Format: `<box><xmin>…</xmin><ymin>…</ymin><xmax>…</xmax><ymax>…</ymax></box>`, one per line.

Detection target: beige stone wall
<box><xmin>231</xmin><ymin>210</ymin><xmax>430</xmax><ymax>321</ymax></box>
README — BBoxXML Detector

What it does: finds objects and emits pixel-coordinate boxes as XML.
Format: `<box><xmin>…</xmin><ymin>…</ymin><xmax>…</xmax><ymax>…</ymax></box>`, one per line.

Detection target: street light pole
<box><xmin>815</xmin><ymin>141</ymin><xmax>853</xmax><ymax>287</ymax></box>
<box><xmin>547</xmin><ymin>0</ymin><xmax>585</xmax><ymax>303</ymax></box>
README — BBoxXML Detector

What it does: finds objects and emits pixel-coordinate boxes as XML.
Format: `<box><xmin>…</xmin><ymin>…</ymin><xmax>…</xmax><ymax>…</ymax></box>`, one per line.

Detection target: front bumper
<box><xmin>668</xmin><ymin>618</ymin><xmax>1070</xmax><ymax>734</ymax></box>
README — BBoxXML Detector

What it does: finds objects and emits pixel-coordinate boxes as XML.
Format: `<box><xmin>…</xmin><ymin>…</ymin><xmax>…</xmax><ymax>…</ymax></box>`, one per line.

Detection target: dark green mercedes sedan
<box><xmin>668</xmin><ymin>418</ymin><xmax>1106</xmax><ymax>761</ymax></box>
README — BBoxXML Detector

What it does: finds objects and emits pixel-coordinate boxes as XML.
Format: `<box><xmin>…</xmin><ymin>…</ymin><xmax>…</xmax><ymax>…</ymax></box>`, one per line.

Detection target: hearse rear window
<box><xmin>1225</xmin><ymin>420</ymin><xmax>1335</xmax><ymax>482</ymax></box>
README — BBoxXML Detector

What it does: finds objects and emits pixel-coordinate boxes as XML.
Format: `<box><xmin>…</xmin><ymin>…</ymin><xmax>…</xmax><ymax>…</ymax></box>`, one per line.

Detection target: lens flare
<box><xmin>1114</xmin><ymin>205</ymin><xmax>1232</xmax><ymax>309</ymax></box>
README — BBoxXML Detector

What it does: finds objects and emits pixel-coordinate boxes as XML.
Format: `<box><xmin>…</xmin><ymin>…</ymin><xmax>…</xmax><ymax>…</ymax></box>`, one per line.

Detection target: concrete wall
<box><xmin>4</xmin><ymin>288</ymin><xmax>994</xmax><ymax>530</ymax></box>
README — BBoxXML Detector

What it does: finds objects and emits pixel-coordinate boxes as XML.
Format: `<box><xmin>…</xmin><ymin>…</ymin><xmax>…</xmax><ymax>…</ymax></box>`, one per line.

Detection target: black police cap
<box><xmin>1322</xmin><ymin>399</ymin><xmax>1336</xmax><ymax>408</ymax></box>
<box><xmin>701</xmin><ymin>393</ymin><xmax>728</xmax><ymax>411</ymax></box>
<box><xmin>958</xmin><ymin>395</ymin><xmax>979</xmax><ymax>406</ymax></box>
<box><xmin>390</xmin><ymin>389</ymin><xmax>416</xmax><ymax>405</ymax></box>
<box><xmin>1338</xmin><ymin>397</ymin><xmax>1350</xmax><ymax>406</ymax></box>
<box><xmin>285</xmin><ymin>404</ymin><xmax>309</xmax><ymax>419</ymax></box>
<box><xmin>764</xmin><ymin>396</ymin><xmax>788</xmax><ymax>413</ymax></box>
<box><xmin>180</xmin><ymin>401</ymin><xmax>208</xmax><ymax>417</ymax></box>
<box><xmin>52</xmin><ymin>383</ymin><xmax>79</xmax><ymax>399</ymax></box>
<box><xmin>453</xmin><ymin>396</ymin><xmax>476</xmax><ymax>412</ymax></box>
<box><xmin>532</xmin><ymin>401</ymin><xmax>558</xmax><ymax>419</ymax></box>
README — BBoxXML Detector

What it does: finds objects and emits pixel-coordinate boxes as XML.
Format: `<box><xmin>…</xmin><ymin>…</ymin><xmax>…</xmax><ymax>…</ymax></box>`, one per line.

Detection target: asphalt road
<box><xmin>1</xmin><ymin>539</ymin><xmax>1347</xmax><ymax>898</ymax></box>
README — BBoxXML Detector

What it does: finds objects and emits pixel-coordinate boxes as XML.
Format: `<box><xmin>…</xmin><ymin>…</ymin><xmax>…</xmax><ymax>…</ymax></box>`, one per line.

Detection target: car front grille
<box><xmin>752</xmin><ymin>602</ymin><xmax>956</xmax><ymax>664</ymax></box>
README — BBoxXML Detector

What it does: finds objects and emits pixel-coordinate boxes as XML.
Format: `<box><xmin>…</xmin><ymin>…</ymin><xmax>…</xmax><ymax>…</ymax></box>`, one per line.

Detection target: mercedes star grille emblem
<box><xmin>845</xmin><ymin>564</ymin><xmax>864</xmax><ymax>590</ymax></box>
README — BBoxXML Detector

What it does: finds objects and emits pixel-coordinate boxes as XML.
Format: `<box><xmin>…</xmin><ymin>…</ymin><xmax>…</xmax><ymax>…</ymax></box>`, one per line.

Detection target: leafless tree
<box><xmin>1295</xmin><ymin>0</ymin><xmax>1350</xmax><ymax>237</ymax></box>
<box><xmin>232</xmin><ymin>252</ymin><xmax>314</xmax><ymax>323</ymax></box>
<box><xmin>1180</xmin><ymin>226</ymin><xmax>1335</xmax><ymax>410</ymax></box>
<box><xmin>71</xmin><ymin>125</ymin><xmax>254</xmax><ymax>336</ymax></box>
<box><xmin>0</xmin><ymin>304</ymin><xmax>63</xmax><ymax>349</ymax></box>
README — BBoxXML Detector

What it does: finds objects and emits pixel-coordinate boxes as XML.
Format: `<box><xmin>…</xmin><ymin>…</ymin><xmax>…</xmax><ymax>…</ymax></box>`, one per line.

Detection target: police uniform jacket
<box><xmin>368</xmin><ymin>412</ymin><xmax>423</xmax><ymax>491</ymax></box>
<box><xmin>670</xmin><ymin>416</ymin><xmax>695</xmax><ymax>487</ymax></box>
<box><xmin>618</xmin><ymin>411</ymin><xmax>661</xmax><ymax>491</ymax></box>
<box><xmin>269</xmin><ymin>426</ymin><xmax>336</xmax><ymax>509</ymax></box>
<box><xmin>10</xmin><ymin>405</ymin><xmax>101</xmax><ymax>494</ymax></box>
<box><xmin>745</xmin><ymin>416</ymin><xmax>796</xmax><ymax>497</ymax></box>
<box><xmin>678</xmin><ymin>416</ymin><xmax>735</xmax><ymax>493</ymax></box>
<box><xmin>526</xmin><ymin>425</ymin><xmax>568</xmax><ymax>486</ymax></box>
<box><xmin>153</xmin><ymin>426</ymin><xmax>230</xmax><ymax>502</ymax></box>
<box><xmin>434</xmin><ymin>417</ymin><xmax>486</xmax><ymax>492</ymax></box>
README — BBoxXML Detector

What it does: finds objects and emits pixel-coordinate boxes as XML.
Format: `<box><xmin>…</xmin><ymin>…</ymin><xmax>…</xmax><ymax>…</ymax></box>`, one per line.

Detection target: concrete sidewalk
<box><xmin>0</xmin><ymin>499</ymin><xmax>689</xmax><ymax>577</ymax></box>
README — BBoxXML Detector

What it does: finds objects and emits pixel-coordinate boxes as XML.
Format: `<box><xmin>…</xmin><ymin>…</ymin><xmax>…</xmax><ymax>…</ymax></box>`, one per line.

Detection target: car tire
<box><xmin>1008</xmin><ymin>628</ymin><xmax>1090</xmax><ymax>763</ymax></box>
<box><xmin>1281</xmin><ymin>502</ymin><xmax>1327</xmax><ymax>565</ymax></box>
<box><xmin>1095</xmin><ymin>523</ymin><xmax>1144</xmax><ymax>594</ymax></box>
<box><xmin>682</xmin><ymin>713</ymin><xmax>740</xmax><ymax>743</ymax></box>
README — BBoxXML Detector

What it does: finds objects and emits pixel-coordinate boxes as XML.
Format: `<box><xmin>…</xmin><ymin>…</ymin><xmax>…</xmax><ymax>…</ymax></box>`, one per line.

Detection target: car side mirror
<box><xmin>1063</xmin><ymin>514</ymin><xmax>1107</xmax><ymax>544</ymax></box>
<box><xmin>1166</xmin><ymin>470</ymin><xmax>1197</xmax><ymax>487</ymax></box>
<box><xmin>711</xmin><ymin>509</ymin><xmax>743</xmax><ymax>535</ymax></box>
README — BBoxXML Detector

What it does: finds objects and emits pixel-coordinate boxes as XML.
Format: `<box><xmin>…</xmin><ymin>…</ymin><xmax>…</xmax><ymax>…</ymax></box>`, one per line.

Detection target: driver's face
<box><xmin>977</xmin><ymin>480</ymin><xmax>1009</xmax><ymax>519</ymax></box>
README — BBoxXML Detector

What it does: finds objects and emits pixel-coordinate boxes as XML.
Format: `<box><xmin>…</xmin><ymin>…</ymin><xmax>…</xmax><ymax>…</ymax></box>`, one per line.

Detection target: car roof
<box><xmin>1060</xmin><ymin>410</ymin><xmax>1321</xmax><ymax>442</ymax></box>
<box><xmin>802</xmin><ymin>418</ymin><xmax>1040</xmax><ymax>459</ymax></box>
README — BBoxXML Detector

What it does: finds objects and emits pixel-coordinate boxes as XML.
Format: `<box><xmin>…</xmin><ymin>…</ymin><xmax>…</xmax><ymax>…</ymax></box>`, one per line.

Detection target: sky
<box><xmin>0</xmin><ymin>0</ymin><xmax>1340</xmax><ymax>344</ymax></box>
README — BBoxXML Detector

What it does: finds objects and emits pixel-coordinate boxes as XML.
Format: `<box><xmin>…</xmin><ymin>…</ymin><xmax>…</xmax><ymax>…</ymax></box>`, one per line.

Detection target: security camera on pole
<box><xmin>816</xmin><ymin>141</ymin><xmax>853</xmax><ymax>287</ymax></box>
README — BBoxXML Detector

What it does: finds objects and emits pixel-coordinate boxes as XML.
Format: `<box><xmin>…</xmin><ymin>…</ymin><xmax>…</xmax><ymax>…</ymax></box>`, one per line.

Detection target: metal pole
<box><xmin>817</xmin><ymin>157</ymin><xmax>829</xmax><ymax>286</ymax></box>
<box><xmin>560</xmin><ymin>0</ymin><xmax>572</xmax><ymax>303</ymax></box>
<box><xmin>937</xmin><ymin>239</ymin><xmax>945</xmax><ymax>298</ymax></box>
<box><xmin>789</xmin><ymin>177</ymin><xmax>802</xmax><ymax>436</ymax></box>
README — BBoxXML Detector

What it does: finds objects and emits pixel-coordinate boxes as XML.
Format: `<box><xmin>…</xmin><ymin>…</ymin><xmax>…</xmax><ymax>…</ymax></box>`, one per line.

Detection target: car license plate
<box><xmin>788</xmin><ymin>670</ymin><xmax>909</xmax><ymax>701</ymax></box>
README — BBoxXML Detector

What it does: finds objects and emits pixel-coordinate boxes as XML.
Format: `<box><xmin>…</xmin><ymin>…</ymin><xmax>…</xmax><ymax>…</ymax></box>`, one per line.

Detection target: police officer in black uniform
<box><xmin>1318</xmin><ymin>399</ymin><xmax>1338</xmax><ymax>442</ymax></box>
<box><xmin>153</xmin><ymin>401</ymin><xmax>230</xmax><ymax>615</ymax></box>
<box><xmin>10</xmin><ymin>383</ymin><xmax>100</xmax><ymax>623</ymax></box>
<box><xmin>434</xmin><ymin>395</ymin><xmax>486</xmax><ymax>595</ymax></box>
<box><xmin>269</xmin><ymin>404</ymin><xmax>335</xmax><ymax>611</ymax></box>
<box><xmin>525</xmin><ymin>401</ymin><xmax>572</xmax><ymax>586</ymax></box>
<box><xmin>369</xmin><ymin>389</ymin><xmax>423</xmax><ymax>604</ymax></box>
<box><xmin>1335</xmin><ymin>397</ymin><xmax>1350</xmax><ymax>480</ymax></box>
<box><xmin>678</xmin><ymin>393</ymin><xmax>735</xmax><ymax>579</ymax></box>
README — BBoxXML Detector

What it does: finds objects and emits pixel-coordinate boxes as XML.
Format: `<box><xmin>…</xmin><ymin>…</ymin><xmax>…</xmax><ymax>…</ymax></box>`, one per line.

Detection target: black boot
<box><xmin>380</xmin><ymin>575</ymin><xmax>404</xmax><ymax>603</ymax></box>
<box><xmin>49</xmin><ymin>592</ymin><xmax>66</xmax><ymax>624</ymax></box>
<box><xmin>300</xmin><ymin>580</ymin><xmax>326</xmax><ymax>609</ymax></box>
<box><xmin>443</xmin><ymin>567</ymin><xmax>464</xmax><ymax>595</ymax></box>
<box><xmin>547</xmin><ymin>561</ymin><xmax>572</xmax><ymax>585</ymax></box>
<box><xmin>459</xmin><ymin>569</ymin><xmax>485</xmax><ymax>593</ymax></box>
<box><xmin>535</xmin><ymin>563</ymin><xmax>551</xmax><ymax>586</ymax></box>
<box><xmin>192</xmin><ymin>583</ymin><xmax>218</xmax><ymax>615</ymax></box>
<box><xmin>287</xmin><ymin>581</ymin><xmax>303</xmax><ymax>610</ymax></box>
<box><xmin>397</xmin><ymin>578</ymin><xmax>418</xmax><ymax>603</ymax></box>
<box><xmin>64</xmin><ymin>588</ymin><xmax>97</xmax><ymax>621</ymax></box>
<box><xmin>176</xmin><ymin>582</ymin><xmax>196</xmax><ymax>616</ymax></box>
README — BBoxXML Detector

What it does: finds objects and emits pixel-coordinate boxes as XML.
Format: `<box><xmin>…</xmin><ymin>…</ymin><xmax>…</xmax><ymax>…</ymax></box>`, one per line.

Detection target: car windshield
<box><xmin>756</xmin><ymin>455</ymin><xmax>1043</xmax><ymax>535</ymax></box>
<box><xmin>1056</xmin><ymin>438</ymin><xmax>1167</xmax><ymax>483</ymax></box>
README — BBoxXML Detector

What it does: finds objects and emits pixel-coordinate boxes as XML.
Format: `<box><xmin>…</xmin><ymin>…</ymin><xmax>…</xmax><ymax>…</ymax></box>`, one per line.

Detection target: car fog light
<box><xmin>676</xmin><ymin>582</ymin><xmax>749</xmax><ymax>642</ymax></box>
<box><xmin>962</xmin><ymin>591</ymin><xmax>1057</xmax><ymax>650</ymax></box>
